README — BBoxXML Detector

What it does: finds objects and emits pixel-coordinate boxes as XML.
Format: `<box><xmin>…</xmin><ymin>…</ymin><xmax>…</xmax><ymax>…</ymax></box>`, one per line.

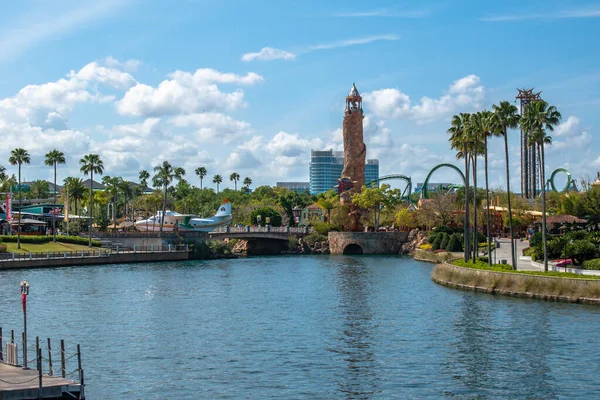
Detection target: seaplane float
<box><xmin>134</xmin><ymin>199</ymin><xmax>232</xmax><ymax>232</ymax></box>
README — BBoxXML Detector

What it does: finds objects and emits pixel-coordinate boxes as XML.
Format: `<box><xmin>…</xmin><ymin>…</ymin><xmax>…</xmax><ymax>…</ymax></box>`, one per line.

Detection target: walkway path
<box><xmin>491</xmin><ymin>238</ymin><xmax>542</xmax><ymax>271</ymax></box>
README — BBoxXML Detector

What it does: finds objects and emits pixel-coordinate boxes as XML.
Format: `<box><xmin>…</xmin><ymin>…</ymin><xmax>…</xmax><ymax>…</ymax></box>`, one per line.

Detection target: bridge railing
<box><xmin>211</xmin><ymin>226</ymin><xmax>310</xmax><ymax>234</ymax></box>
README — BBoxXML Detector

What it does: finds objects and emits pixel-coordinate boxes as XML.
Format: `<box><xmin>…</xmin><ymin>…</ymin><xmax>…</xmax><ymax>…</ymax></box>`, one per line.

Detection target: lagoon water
<box><xmin>1</xmin><ymin>256</ymin><xmax>600</xmax><ymax>399</ymax></box>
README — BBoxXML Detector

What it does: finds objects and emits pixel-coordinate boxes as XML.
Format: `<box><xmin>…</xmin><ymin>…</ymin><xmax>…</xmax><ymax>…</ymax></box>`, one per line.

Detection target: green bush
<box><xmin>564</xmin><ymin>240</ymin><xmax>599</xmax><ymax>265</ymax></box>
<box><xmin>59</xmin><ymin>235</ymin><xmax>102</xmax><ymax>247</ymax></box>
<box><xmin>582</xmin><ymin>258</ymin><xmax>600</xmax><ymax>270</ymax></box>
<box><xmin>431</xmin><ymin>234</ymin><xmax>443</xmax><ymax>251</ymax></box>
<box><xmin>311</xmin><ymin>221</ymin><xmax>337</xmax><ymax>236</ymax></box>
<box><xmin>191</xmin><ymin>241</ymin><xmax>211</xmax><ymax>259</ymax></box>
<box><xmin>439</xmin><ymin>233</ymin><xmax>450</xmax><ymax>250</ymax></box>
<box><xmin>304</xmin><ymin>232</ymin><xmax>327</xmax><ymax>246</ymax></box>
<box><xmin>530</xmin><ymin>232</ymin><xmax>543</xmax><ymax>248</ymax></box>
<box><xmin>565</xmin><ymin>230</ymin><xmax>589</xmax><ymax>241</ymax></box>
<box><xmin>547</xmin><ymin>237</ymin><xmax>567</xmax><ymax>259</ymax></box>
<box><xmin>0</xmin><ymin>235</ymin><xmax>102</xmax><ymax>247</ymax></box>
<box><xmin>478</xmin><ymin>256</ymin><xmax>489</xmax><ymax>263</ymax></box>
<box><xmin>445</xmin><ymin>234</ymin><xmax>463</xmax><ymax>252</ymax></box>
<box><xmin>433</xmin><ymin>226</ymin><xmax>455</xmax><ymax>235</ymax></box>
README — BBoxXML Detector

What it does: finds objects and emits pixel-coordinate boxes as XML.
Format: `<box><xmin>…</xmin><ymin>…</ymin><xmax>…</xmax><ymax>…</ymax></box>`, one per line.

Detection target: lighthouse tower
<box><xmin>340</xmin><ymin>83</ymin><xmax>366</xmax><ymax>205</ymax></box>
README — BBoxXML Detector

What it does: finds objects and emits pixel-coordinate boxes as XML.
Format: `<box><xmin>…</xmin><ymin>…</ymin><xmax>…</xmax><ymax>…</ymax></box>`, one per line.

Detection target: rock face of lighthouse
<box><xmin>340</xmin><ymin>83</ymin><xmax>366</xmax><ymax>205</ymax></box>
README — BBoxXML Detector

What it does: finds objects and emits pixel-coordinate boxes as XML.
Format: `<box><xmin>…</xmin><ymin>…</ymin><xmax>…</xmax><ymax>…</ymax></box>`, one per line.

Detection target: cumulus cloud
<box><xmin>362</xmin><ymin>75</ymin><xmax>485</xmax><ymax>122</ymax></box>
<box><xmin>242</xmin><ymin>47</ymin><xmax>296</xmax><ymax>62</ymax></box>
<box><xmin>170</xmin><ymin>113</ymin><xmax>253</xmax><ymax>143</ymax></box>
<box><xmin>70</xmin><ymin>61</ymin><xmax>137</xmax><ymax>89</ymax></box>
<box><xmin>104</xmin><ymin>56</ymin><xmax>142</xmax><ymax>72</ymax></box>
<box><xmin>554</xmin><ymin>116</ymin><xmax>581</xmax><ymax>137</ymax></box>
<box><xmin>116</xmin><ymin>68</ymin><xmax>263</xmax><ymax>117</ymax></box>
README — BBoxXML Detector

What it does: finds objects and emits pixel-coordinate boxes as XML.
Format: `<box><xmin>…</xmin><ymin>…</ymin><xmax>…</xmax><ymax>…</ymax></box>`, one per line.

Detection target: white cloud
<box><xmin>70</xmin><ymin>61</ymin><xmax>137</xmax><ymax>90</ymax></box>
<box><xmin>170</xmin><ymin>113</ymin><xmax>253</xmax><ymax>143</ymax></box>
<box><xmin>363</xmin><ymin>75</ymin><xmax>485</xmax><ymax>122</ymax></box>
<box><xmin>104</xmin><ymin>56</ymin><xmax>142</xmax><ymax>72</ymax></box>
<box><xmin>242</xmin><ymin>47</ymin><xmax>296</xmax><ymax>62</ymax></box>
<box><xmin>554</xmin><ymin>116</ymin><xmax>580</xmax><ymax>137</ymax></box>
<box><xmin>116</xmin><ymin>68</ymin><xmax>264</xmax><ymax>117</ymax></box>
<box><xmin>482</xmin><ymin>6</ymin><xmax>600</xmax><ymax>21</ymax></box>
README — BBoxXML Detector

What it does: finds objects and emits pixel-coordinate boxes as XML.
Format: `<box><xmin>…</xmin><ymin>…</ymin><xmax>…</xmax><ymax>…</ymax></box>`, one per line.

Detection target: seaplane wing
<box><xmin>178</xmin><ymin>199</ymin><xmax>232</xmax><ymax>232</ymax></box>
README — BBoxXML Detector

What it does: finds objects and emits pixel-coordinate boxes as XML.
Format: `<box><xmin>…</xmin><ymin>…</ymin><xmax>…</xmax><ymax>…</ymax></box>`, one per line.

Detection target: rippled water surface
<box><xmin>2</xmin><ymin>256</ymin><xmax>600</xmax><ymax>399</ymax></box>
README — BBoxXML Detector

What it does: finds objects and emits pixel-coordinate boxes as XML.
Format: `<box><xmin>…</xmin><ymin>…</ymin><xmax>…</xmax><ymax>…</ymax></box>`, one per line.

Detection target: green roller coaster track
<box><xmin>549</xmin><ymin>168</ymin><xmax>578</xmax><ymax>193</ymax></box>
<box><xmin>367</xmin><ymin>174</ymin><xmax>413</xmax><ymax>203</ymax></box>
<box><xmin>422</xmin><ymin>164</ymin><xmax>466</xmax><ymax>199</ymax></box>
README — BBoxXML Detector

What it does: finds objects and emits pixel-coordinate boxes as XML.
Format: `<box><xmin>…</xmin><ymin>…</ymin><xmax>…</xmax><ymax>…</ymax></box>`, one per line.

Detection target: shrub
<box><xmin>419</xmin><ymin>243</ymin><xmax>432</xmax><ymax>251</ymax></box>
<box><xmin>530</xmin><ymin>232</ymin><xmax>543</xmax><ymax>248</ymax></box>
<box><xmin>439</xmin><ymin>233</ymin><xmax>450</xmax><ymax>250</ymax></box>
<box><xmin>304</xmin><ymin>232</ymin><xmax>327</xmax><ymax>246</ymax></box>
<box><xmin>312</xmin><ymin>221</ymin><xmax>337</xmax><ymax>236</ymax></box>
<box><xmin>59</xmin><ymin>235</ymin><xmax>101</xmax><ymax>247</ymax></box>
<box><xmin>433</xmin><ymin>226</ymin><xmax>455</xmax><ymax>235</ymax></box>
<box><xmin>191</xmin><ymin>241</ymin><xmax>211</xmax><ymax>259</ymax></box>
<box><xmin>564</xmin><ymin>240</ymin><xmax>599</xmax><ymax>265</ymax></box>
<box><xmin>547</xmin><ymin>237</ymin><xmax>567</xmax><ymax>260</ymax></box>
<box><xmin>431</xmin><ymin>234</ymin><xmax>443</xmax><ymax>251</ymax></box>
<box><xmin>445</xmin><ymin>234</ymin><xmax>463</xmax><ymax>252</ymax></box>
<box><xmin>249</xmin><ymin>207</ymin><xmax>282</xmax><ymax>227</ymax></box>
<box><xmin>207</xmin><ymin>240</ymin><xmax>227</xmax><ymax>255</ymax></box>
<box><xmin>478</xmin><ymin>256</ymin><xmax>488</xmax><ymax>263</ymax></box>
<box><xmin>565</xmin><ymin>230</ymin><xmax>589</xmax><ymax>242</ymax></box>
<box><xmin>582</xmin><ymin>258</ymin><xmax>600</xmax><ymax>270</ymax></box>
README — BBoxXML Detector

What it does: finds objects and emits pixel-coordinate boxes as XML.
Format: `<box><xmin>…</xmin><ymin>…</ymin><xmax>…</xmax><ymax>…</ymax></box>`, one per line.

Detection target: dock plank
<box><xmin>0</xmin><ymin>362</ymin><xmax>81</xmax><ymax>400</ymax></box>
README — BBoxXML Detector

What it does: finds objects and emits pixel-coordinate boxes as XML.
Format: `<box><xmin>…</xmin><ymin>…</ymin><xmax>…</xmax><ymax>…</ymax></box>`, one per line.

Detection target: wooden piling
<box><xmin>37</xmin><ymin>348</ymin><xmax>42</xmax><ymax>400</ymax></box>
<box><xmin>47</xmin><ymin>338</ymin><xmax>53</xmax><ymax>376</ymax></box>
<box><xmin>1</xmin><ymin>327</ymin><xmax>3</xmax><ymax>361</ymax></box>
<box><xmin>60</xmin><ymin>340</ymin><xmax>66</xmax><ymax>378</ymax></box>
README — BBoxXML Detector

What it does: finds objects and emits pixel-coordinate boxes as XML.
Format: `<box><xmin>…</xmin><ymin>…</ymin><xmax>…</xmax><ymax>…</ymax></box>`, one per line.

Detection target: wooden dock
<box><xmin>0</xmin><ymin>363</ymin><xmax>81</xmax><ymax>400</ymax></box>
<box><xmin>0</xmin><ymin>328</ymin><xmax>84</xmax><ymax>399</ymax></box>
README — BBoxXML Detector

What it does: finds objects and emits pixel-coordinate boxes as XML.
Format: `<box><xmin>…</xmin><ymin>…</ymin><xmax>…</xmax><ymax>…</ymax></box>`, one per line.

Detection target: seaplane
<box><xmin>135</xmin><ymin>199</ymin><xmax>232</xmax><ymax>232</ymax></box>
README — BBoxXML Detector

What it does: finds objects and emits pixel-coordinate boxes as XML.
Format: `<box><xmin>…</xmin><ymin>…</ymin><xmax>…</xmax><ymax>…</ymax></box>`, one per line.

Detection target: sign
<box><xmin>5</xmin><ymin>194</ymin><xmax>11</xmax><ymax>221</ymax></box>
<box><xmin>11</xmin><ymin>184</ymin><xmax>30</xmax><ymax>193</ymax></box>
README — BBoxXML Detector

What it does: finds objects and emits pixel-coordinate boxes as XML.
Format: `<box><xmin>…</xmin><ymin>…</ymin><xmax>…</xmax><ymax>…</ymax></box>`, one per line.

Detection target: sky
<box><xmin>0</xmin><ymin>0</ymin><xmax>599</xmax><ymax>192</ymax></box>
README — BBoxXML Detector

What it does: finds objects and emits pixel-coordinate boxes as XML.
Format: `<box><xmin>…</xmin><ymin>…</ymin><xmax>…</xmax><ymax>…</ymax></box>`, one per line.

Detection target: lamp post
<box><xmin>256</xmin><ymin>215</ymin><xmax>261</xmax><ymax>227</ymax></box>
<box><xmin>20</xmin><ymin>280</ymin><xmax>29</xmax><ymax>369</ymax></box>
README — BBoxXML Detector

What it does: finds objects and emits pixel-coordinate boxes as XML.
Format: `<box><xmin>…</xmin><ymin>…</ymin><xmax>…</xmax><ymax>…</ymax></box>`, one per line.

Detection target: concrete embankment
<box><xmin>0</xmin><ymin>251</ymin><xmax>189</xmax><ymax>270</ymax></box>
<box><xmin>431</xmin><ymin>262</ymin><xmax>600</xmax><ymax>304</ymax></box>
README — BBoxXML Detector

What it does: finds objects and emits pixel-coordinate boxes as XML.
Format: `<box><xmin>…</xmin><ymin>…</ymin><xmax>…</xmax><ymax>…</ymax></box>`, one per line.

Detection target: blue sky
<box><xmin>0</xmin><ymin>0</ymin><xmax>599</xmax><ymax>191</ymax></box>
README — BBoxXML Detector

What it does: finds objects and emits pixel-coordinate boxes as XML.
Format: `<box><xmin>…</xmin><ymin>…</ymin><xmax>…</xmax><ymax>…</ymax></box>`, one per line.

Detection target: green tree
<box><xmin>102</xmin><ymin>176</ymin><xmax>122</xmax><ymax>231</ymax></box>
<box><xmin>243</xmin><ymin>177</ymin><xmax>252</xmax><ymax>190</ymax></box>
<box><xmin>9</xmin><ymin>148</ymin><xmax>31</xmax><ymax>249</ymax></box>
<box><xmin>492</xmin><ymin>101</ymin><xmax>521</xmax><ymax>270</ymax></box>
<box><xmin>316</xmin><ymin>190</ymin><xmax>337</xmax><ymax>224</ymax></box>
<box><xmin>44</xmin><ymin>149</ymin><xmax>66</xmax><ymax>242</ymax></box>
<box><xmin>195</xmin><ymin>167</ymin><xmax>207</xmax><ymax>189</ymax></box>
<box><xmin>29</xmin><ymin>180</ymin><xmax>50</xmax><ymax>199</ymax></box>
<box><xmin>63</xmin><ymin>177</ymin><xmax>85</xmax><ymax>216</ymax></box>
<box><xmin>395</xmin><ymin>207</ymin><xmax>417</xmax><ymax>231</ymax></box>
<box><xmin>351</xmin><ymin>184</ymin><xmax>401</xmax><ymax>231</ymax></box>
<box><xmin>522</xmin><ymin>100</ymin><xmax>561</xmax><ymax>271</ymax></box>
<box><xmin>448</xmin><ymin>113</ymin><xmax>471</xmax><ymax>262</ymax></box>
<box><xmin>80</xmin><ymin>154</ymin><xmax>104</xmax><ymax>247</ymax></box>
<box><xmin>250</xmin><ymin>207</ymin><xmax>282</xmax><ymax>227</ymax></box>
<box><xmin>152</xmin><ymin>161</ymin><xmax>184</xmax><ymax>233</ymax></box>
<box><xmin>229</xmin><ymin>172</ymin><xmax>240</xmax><ymax>191</ymax></box>
<box><xmin>213</xmin><ymin>174</ymin><xmax>223</xmax><ymax>193</ymax></box>
<box><xmin>0</xmin><ymin>165</ymin><xmax>6</xmax><ymax>182</ymax></box>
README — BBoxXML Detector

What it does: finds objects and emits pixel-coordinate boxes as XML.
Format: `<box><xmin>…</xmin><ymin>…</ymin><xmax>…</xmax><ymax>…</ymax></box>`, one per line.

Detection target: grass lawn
<box><xmin>1</xmin><ymin>242</ymin><xmax>96</xmax><ymax>254</ymax></box>
<box><xmin>452</xmin><ymin>259</ymin><xmax>600</xmax><ymax>280</ymax></box>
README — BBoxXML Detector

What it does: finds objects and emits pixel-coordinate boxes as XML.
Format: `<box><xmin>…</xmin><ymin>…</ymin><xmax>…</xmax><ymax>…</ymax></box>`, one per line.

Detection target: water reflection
<box><xmin>330</xmin><ymin>256</ymin><xmax>378</xmax><ymax>399</ymax></box>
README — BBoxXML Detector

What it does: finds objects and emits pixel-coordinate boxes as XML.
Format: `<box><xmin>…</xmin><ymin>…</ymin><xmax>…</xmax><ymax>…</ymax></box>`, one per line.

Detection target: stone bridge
<box><xmin>328</xmin><ymin>232</ymin><xmax>409</xmax><ymax>255</ymax></box>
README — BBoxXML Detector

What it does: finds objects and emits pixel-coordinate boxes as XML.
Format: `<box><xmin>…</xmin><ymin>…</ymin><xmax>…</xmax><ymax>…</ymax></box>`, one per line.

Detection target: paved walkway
<box><xmin>488</xmin><ymin>238</ymin><xmax>542</xmax><ymax>271</ymax></box>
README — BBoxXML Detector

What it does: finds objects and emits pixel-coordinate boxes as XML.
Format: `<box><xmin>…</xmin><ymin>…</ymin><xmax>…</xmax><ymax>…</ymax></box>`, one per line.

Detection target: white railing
<box><xmin>211</xmin><ymin>226</ymin><xmax>310</xmax><ymax>234</ymax></box>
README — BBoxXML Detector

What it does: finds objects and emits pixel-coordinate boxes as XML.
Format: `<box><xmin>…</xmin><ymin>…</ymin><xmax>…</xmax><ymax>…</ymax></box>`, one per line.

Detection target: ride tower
<box><xmin>516</xmin><ymin>88</ymin><xmax>542</xmax><ymax>199</ymax></box>
<box><xmin>340</xmin><ymin>83</ymin><xmax>366</xmax><ymax>206</ymax></box>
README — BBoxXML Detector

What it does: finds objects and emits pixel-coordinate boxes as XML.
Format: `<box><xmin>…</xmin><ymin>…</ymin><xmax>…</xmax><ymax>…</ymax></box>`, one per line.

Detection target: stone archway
<box><xmin>343</xmin><ymin>243</ymin><xmax>364</xmax><ymax>255</ymax></box>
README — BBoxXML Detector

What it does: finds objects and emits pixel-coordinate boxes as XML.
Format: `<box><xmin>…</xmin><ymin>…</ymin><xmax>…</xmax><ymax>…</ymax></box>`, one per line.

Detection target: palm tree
<box><xmin>30</xmin><ymin>180</ymin><xmax>50</xmax><ymax>199</ymax></box>
<box><xmin>492</xmin><ymin>101</ymin><xmax>521</xmax><ymax>270</ymax></box>
<box><xmin>477</xmin><ymin>111</ymin><xmax>496</xmax><ymax>266</ymax></box>
<box><xmin>44</xmin><ymin>150</ymin><xmax>66</xmax><ymax>242</ymax></box>
<box><xmin>522</xmin><ymin>100</ymin><xmax>561</xmax><ymax>271</ymax></box>
<box><xmin>80</xmin><ymin>154</ymin><xmax>104</xmax><ymax>247</ymax></box>
<box><xmin>243</xmin><ymin>177</ymin><xmax>252</xmax><ymax>188</ymax></box>
<box><xmin>213</xmin><ymin>174</ymin><xmax>223</xmax><ymax>193</ymax></box>
<box><xmin>153</xmin><ymin>161</ymin><xmax>184</xmax><ymax>233</ymax></box>
<box><xmin>0</xmin><ymin>165</ymin><xmax>7</xmax><ymax>182</ymax></box>
<box><xmin>195</xmin><ymin>167</ymin><xmax>207</xmax><ymax>189</ymax></box>
<box><xmin>448</xmin><ymin>113</ymin><xmax>471</xmax><ymax>262</ymax></box>
<box><xmin>229</xmin><ymin>172</ymin><xmax>240</xmax><ymax>191</ymax></box>
<box><xmin>139</xmin><ymin>170</ymin><xmax>150</xmax><ymax>189</ymax></box>
<box><xmin>9</xmin><ymin>148</ymin><xmax>31</xmax><ymax>249</ymax></box>
<box><xmin>467</xmin><ymin>112</ymin><xmax>488</xmax><ymax>262</ymax></box>
<box><xmin>63</xmin><ymin>177</ymin><xmax>86</xmax><ymax>216</ymax></box>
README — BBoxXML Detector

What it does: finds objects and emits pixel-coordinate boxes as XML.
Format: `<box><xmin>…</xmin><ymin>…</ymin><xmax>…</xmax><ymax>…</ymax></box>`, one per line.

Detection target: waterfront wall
<box><xmin>431</xmin><ymin>262</ymin><xmax>600</xmax><ymax>304</ymax></box>
<box><xmin>328</xmin><ymin>232</ymin><xmax>409</xmax><ymax>255</ymax></box>
<box><xmin>0</xmin><ymin>251</ymin><xmax>190</xmax><ymax>270</ymax></box>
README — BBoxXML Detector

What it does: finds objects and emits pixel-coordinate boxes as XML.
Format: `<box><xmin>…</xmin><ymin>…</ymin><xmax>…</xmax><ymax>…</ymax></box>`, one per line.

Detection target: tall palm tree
<box><xmin>80</xmin><ymin>154</ymin><xmax>104</xmax><ymax>247</ymax></box>
<box><xmin>492</xmin><ymin>101</ymin><xmax>521</xmax><ymax>270</ymax></box>
<box><xmin>448</xmin><ymin>113</ymin><xmax>471</xmax><ymax>262</ymax></box>
<box><xmin>229</xmin><ymin>172</ymin><xmax>240</xmax><ymax>191</ymax></box>
<box><xmin>195</xmin><ymin>167</ymin><xmax>207</xmax><ymax>189</ymax></box>
<box><xmin>63</xmin><ymin>177</ymin><xmax>86</xmax><ymax>216</ymax></box>
<box><xmin>213</xmin><ymin>174</ymin><xmax>223</xmax><ymax>193</ymax></box>
<box><xmin>0</xmin><ymin>165</ymin><xmax>7</xmax><ymax>182</ymax></box>
<box><xmin>30</xmin><ymin>180</ymin><xmax>50</xmax><ymax>199</ymax></box>
<box><xmin>153</xmin><ymin>161</ymin><xmax>184</xmax><ymax>233</ymax></box>
<box><xmin>467</xmin><ymin>112</ymin><xmax>488</xmax><ymax>261</ymax></box>
<box><xmin>120</xmin><ymin>180</ymin><xmax>135</xmax><ymax>223</ymax></box>
<box><xmin>522</xmin><ymin>100</ymin><xmax>561</xmax><ymax>271</ymax></box>
<box><xmin>478</xmin><ymin>111</ymin><xmax>496</xmax><ymax>265</ymax></box>
<box><xmin>9</xmin><ymin>148</ymin><xmax>31</xmax><ymax>249</ymax></box>
<box><xmin>44</xmin><ymin>149</ymin><xmax>66</xmax><ymax>242</ymax></box>
<box><xmin>139</xmin><ymin>170</ymin><xmax>150</xmax><ymax>189</ymax></box>
<box><xmin>243</xmin><ymin>177</ymin><xmax>252</xmax><ymax>188</ymax></box>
